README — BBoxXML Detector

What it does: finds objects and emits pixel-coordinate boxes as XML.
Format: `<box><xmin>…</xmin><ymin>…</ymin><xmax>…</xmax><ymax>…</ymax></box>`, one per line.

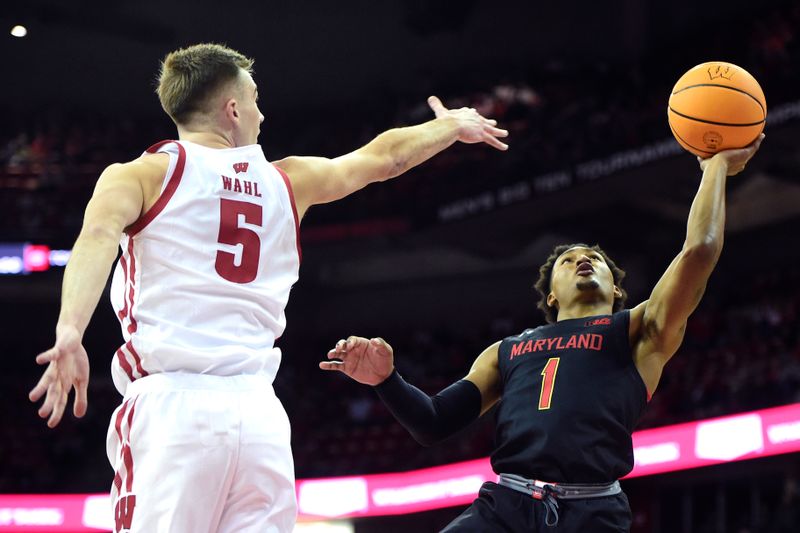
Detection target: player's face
<box><xmin>234</xmin><ymin>71</ymin><xmax>264</xmax><ymax>146</ymax></box>
<box><xmin>547</xmin><ymin>247</ymin><xmax>619</xmax><ymax>311</ymax></box>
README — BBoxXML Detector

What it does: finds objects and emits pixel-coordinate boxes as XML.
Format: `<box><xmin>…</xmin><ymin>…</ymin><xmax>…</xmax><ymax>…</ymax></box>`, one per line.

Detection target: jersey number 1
<box><xmin>215</xmin><ymin>199</ymin><xmax>263</xmax><ymax>283</ymax></box>
<box><xmin>538</xmin><ymin>357</ymin><xmax>560</xmax><ymax>410</ymax></box>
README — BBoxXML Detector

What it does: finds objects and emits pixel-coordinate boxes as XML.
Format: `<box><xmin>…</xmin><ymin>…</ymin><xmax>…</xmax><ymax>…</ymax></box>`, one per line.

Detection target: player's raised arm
<box><xmin>28</xmin><ymin>157</ymin><xmax>161</xmax><ymax>428</ymax></box>
<box><xmin>320</xmin><ymin>336</ymin><xmax>501</xmax><ymax>446</ymax></box>
<box><xmin>275</xmin><ymin>96</ymin><xmax>509</xmax><ymax>218</ymax></box>
<box><xmin>631</xmin><ymin>135</ymin><xmax>764</xmax><ymax>391</ymax></box>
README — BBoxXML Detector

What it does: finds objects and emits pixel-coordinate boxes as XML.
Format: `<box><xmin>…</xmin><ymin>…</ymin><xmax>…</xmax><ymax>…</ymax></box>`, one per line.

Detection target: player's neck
<box><xmin>556</xmin><ymin>302</ymin><xmax>613</xmax><ymax>321</ymax></box>
<box><xmin>177</xmin><ymin>125</ymin><xmax>237</xmax><ymax>149</ymax></box>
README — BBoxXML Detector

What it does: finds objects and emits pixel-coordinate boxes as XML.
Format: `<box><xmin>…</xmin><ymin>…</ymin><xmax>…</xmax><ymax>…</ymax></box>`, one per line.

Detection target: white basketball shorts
<box><xmin>106</xmin><ymin>373</ymin><xmax>296</xmax><ymax>532</ymax></box>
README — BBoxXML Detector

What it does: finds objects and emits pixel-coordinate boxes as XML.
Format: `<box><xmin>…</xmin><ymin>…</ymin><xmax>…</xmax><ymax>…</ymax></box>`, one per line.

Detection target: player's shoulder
<box><xmin>627</xmin><ymin>300</ymin><xmax>648</xmax><ymax>346</ymax></box>
<box><xmin>502</xmin><ymin>326</ymin><xmax>540</xmax><ymax>344</ymax></box>
<box><xmin>274</xmin><ymin>155</ymin><xmax>334</xmax><ymax>180</ymax></box>
<box><xmin>132</xmin><ymin>151</ymin><xmax>170</xmax><ymax>176</ymax></box>
<box><xmin>273</xmin><ymin>156</ymin><xmax>300</xmax><ymax>173</ymax></box>
<box><xmin>100</xmin><ymin>153</ymin><xmax>169</xmax><ymax>183</ymax></box>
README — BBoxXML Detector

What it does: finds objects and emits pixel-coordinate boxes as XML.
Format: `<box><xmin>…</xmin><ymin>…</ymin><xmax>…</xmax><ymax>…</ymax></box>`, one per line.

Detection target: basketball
<box><xmin>668</xmin><ymin>61</ymin><xmax>766</xmax><ymax>157</ymax></box>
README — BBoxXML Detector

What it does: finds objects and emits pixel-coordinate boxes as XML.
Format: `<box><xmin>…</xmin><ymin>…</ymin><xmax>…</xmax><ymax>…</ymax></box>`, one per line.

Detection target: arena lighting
<box><xmin>0</xmin><ymin>244</ymin><xmax>24</xmax><ymax>274</ymax></box>
<box><xmin>10</xmin><ymin>25</ymin><xmax>27</xmax><ymax>38</ymax></box>
<box><xmin>0</xmin><ymin>244</ymin><xmax>71</xmax><ymax>274</ymax></box>
<box><xmin>1</xmin><ymin>403</ymin><xmax>799</xmax><ymax>531</ymax></box>
<box><xmin>22</xmin><ymin>245</ymin><xmax>50</xmax><ymax>272</ymax></box>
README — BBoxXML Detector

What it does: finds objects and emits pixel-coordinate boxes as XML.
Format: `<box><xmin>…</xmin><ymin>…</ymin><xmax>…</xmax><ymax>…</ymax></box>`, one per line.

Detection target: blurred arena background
<box><xmin>2</xmin><ymin>0</ymin><xmax>799</xmax><ymax>531</ymax></box>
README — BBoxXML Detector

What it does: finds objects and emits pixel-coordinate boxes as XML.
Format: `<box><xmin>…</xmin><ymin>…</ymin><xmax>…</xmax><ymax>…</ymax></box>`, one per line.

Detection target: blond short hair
<box><xmin>157</xmin><ymin>43</ymin><xmax>254</xmax><ymax>125</ymax></box>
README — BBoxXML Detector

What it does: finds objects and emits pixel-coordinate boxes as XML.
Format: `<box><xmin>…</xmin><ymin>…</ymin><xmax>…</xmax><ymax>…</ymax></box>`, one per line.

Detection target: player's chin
<box><xmin>575</xmin><ymin>279</ymin><xmax>600</xmax><ymax>291</ymax></box>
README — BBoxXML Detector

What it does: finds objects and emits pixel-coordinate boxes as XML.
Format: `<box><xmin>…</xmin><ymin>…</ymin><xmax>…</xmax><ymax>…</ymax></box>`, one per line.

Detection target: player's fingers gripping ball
<box><xmin>668</xmin><ymin>61</ymin><xmax>766</xmax><ymax>157</ymax></box>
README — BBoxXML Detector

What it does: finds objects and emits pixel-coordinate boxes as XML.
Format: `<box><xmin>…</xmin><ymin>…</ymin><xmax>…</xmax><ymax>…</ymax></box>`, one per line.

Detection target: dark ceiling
<box><xmin>0</xmin><ymin>0</ymin><xmax>776</xmax><ymax>116</ymax></box>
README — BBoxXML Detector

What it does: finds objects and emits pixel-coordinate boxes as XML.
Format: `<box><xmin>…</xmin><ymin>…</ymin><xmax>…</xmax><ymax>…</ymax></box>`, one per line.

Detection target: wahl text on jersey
<box><xmin>221</xmin><ymin>175</ymin><xmax>263</xmax><ymax>197</ymax></box>
<box><xmin>509</xmin><ymin>333</ymin><xmax>604</xmax><ymax>360</ymax></box>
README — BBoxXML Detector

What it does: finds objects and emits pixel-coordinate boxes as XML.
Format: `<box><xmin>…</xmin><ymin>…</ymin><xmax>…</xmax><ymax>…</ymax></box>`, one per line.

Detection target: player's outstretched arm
<box><xmin>631</xmin><ymin>135</ymin><xmax>764</xmax><ymax>392</ymax></box>
<box><xmin>320</xmin><ymin>337</ymin><xmax>501</xmax><ymax>446</ymax></box>
<box><xmin>276</xmin><ymin>96</ymin><xmax>509</xmax><ymax>218</ymax></box>
<box><xmin>29</xmin><ymin>158</ymin><xmax>155</xmax><ymax>428</ymax></box>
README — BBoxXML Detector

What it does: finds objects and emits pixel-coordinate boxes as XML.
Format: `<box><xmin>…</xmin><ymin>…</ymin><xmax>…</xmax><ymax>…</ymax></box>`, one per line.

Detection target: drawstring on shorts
<box><xmin>498</xmin><ymin>473</ymin><xmax>622</xmax><ymax>528</ymax></box>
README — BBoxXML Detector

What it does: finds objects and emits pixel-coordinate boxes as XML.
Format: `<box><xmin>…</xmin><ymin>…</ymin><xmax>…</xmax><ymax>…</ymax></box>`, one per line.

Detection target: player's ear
<box><xmin>612</xmin><ymin>285</ymin><xmax>622</xmax><ymax>299</ymax></box>
<box><xmin>225</xmin><ymin>98</ymin><xmax>239</xmax><ymax>121</ymax></box>
<box><xmin>546</xmin><ymin>292</ymin><xmax>558</xmax><ymax>309</ymax></box>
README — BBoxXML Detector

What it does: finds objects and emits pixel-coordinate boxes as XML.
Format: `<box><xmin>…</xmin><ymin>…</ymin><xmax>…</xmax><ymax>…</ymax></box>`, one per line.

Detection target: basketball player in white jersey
<box><xmin>27</xmin><ymin>43</ymin><xmax>508</xmax><ymax>532</ymax></box>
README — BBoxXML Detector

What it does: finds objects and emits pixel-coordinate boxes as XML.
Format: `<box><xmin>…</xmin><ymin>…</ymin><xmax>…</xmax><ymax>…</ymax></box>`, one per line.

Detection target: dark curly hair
<box><xmin>533</xmin><ymin>243</ymin><xmax>627</xmax><ymax>323</ymax></box>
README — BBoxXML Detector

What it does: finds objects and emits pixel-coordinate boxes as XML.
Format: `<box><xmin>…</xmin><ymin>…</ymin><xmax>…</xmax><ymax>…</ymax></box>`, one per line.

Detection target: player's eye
<box><xmin>562</xmin><ymin>258</ymin><xmax>572</xmax><ymax>264</ymax></box>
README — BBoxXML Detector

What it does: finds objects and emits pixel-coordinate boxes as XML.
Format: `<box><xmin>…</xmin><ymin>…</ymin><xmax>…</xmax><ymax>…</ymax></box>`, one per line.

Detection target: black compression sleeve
<box><xmin>373</xmin><ymin>369</ymin><xmax>482</xmax><ymax>446</ymax></box>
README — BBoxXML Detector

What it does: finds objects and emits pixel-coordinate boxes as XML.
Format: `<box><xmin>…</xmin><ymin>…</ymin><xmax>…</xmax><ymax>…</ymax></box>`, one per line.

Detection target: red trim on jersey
<box><xmin>123</xmin><ymin>398</ymin><xmax>138</xmax><ymax>492</ymax></box>
<box><xmin>126</xmin><ymin>340</ymin><xmax>148</xmax><ymax>378</ymax></box>
<box><xmin>126</xmin><ymin>239</ymin><xmax>138</xmax><ymax>335</ymax></box>
<box><xmin>117</xmin><ymin>255</ymin><xmax>129</xmax><ymax>321</ymax></box>
<box><xmin>119</xmin><ymin>238</ymin><xmax>142</xmax><ymax>380</ymax></box>
<box><xmin>127</xmin><ymin>140</ymin><xmax>187</xmax><ymax>236</ymax></box>
<box><xmin>273</xmin><ymin>164</ymin><xmax>303</xmax><ymax>263</ymax></box>
<box><xmin>115</xmin><ymin>348</ymin><xmax>135</xmax><ymax>382</ymax></box>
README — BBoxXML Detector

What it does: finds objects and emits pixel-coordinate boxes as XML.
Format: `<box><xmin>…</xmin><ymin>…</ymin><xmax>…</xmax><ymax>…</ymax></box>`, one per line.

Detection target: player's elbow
<box><xmin>410</xmin><ymin>430</ymin><xmax>443</xmax><ymax>447</ymax></box>
<box><xmin>367</xmin><ymin>130</ymin><xmax>408</xmax><ymax>182</ymax></box>
<box><xmin>404</xmin><ymin>422</ymin><xmax>448</xmax><ymax>447</ymax></box>
<box><xmin>683</xmin><ymin>238</ymin><xmax>722</xmax><ymax>267</ymax></box>
<box><xmin>371</xmin><ymin>151</ymin><xmax>404</xmax><ymax>182</ymax></box>
<box><xmin>384</xmin><ymin>157</ymin><xmax>407</xmax><ymax>181</ymax></box>
<box><xmin>80</xmin><ymin>221</ymin><xmax>122</xmax><ymax>246</ymax></box>
<box><xmin>408</xmin><ymin>418</ymin><xmax>460</xmax><ymax>446</ymax></box>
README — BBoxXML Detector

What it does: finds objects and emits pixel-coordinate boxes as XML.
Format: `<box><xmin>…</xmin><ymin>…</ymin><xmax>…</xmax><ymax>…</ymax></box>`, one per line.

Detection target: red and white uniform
<box><xmin>106</xmin><ymin>140</ymin><xmax>301</xmax><ymax>532</ymax></box>
<box><xmin>109</xmin><ymin>140</ymin><xmax>300</xmax><ymax>394</ymax></box>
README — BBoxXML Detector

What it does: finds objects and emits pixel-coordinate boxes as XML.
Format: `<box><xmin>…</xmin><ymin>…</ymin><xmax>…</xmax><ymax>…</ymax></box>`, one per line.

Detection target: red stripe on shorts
<box><xmin>123</xmin><ymin>398</ymin><xmax>138</xmax><ymax>492</ymax></box>
<box><xmin>126</xmin><ymin>340</ymin><xmax>148</xmax><ymax>378</ymax></box>
<box><xmin>112</xmin><ymin>400</ymin><xmax>131</xmax><ymax>493</ymax></box>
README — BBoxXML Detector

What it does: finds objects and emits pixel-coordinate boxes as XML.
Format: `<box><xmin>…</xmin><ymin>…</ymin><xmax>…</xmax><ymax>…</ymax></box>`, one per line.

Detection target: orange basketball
<box><xmin>668</xmin><ymin>62</ymin><xmax>766</xmax><ymax>157</ymax></box>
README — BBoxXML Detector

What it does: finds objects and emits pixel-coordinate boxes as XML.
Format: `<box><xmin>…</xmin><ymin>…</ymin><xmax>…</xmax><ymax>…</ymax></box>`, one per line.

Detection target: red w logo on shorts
<box><xmin>233</xmin><ymin>162</ymin><xmax>249</xmax><ymax>174</ymax></box>
<box><xmin>114</xmin><ymin>494</ymin><xmax>136</xmax><ymax>532</ymax></box>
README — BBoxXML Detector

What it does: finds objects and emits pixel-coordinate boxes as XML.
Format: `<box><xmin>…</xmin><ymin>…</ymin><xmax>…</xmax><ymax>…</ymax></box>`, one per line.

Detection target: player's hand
<box><xmin>428</xmin><ymin>96</ymin><xmax>509</xmax><ymax>151</ymax></box>
<box><xmin>320</xmin><ymin>336</ymin><xmax>395</xmax><ymax>385</ymax></box>
<box><xmin>698</xmin><ymin>133</ymin><xmax>764</xmax><ymax>176</ymax></box>
<box><xmin>29</xmin><ymin>324</ymin><xmax>90</xmax><ymax>428</ymax></box>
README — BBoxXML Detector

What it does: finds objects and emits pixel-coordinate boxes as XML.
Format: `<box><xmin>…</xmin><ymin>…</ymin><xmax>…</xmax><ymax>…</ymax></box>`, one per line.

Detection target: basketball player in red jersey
<box><xmin>27</xmin><ymin>43</ymin><xmax>508</xmax><ymax>532</ymax></box>
<box><xmin>323</xmin><ymin>135</ymin><xmax>763</xmax><ymax>531</ymax></box>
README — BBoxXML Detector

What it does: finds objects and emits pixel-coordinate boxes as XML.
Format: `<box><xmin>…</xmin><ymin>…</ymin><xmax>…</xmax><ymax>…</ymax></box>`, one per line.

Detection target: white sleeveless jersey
<box><xmin>108</xmin><ymin>140</ymin><xmax>301</xmax><ymax>395</ymax></box>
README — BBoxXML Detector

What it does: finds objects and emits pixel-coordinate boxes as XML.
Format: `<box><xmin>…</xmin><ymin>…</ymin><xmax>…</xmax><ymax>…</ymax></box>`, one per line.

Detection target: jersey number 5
<box><xmin>538</xmin><ymin>357</ymin><xmax>560</xmax><ymax>410</ymax></box>
<box><xmin>215</xmin><ymin>199</ymin><xmax>263</xmax><ymax>283</ymax></box>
